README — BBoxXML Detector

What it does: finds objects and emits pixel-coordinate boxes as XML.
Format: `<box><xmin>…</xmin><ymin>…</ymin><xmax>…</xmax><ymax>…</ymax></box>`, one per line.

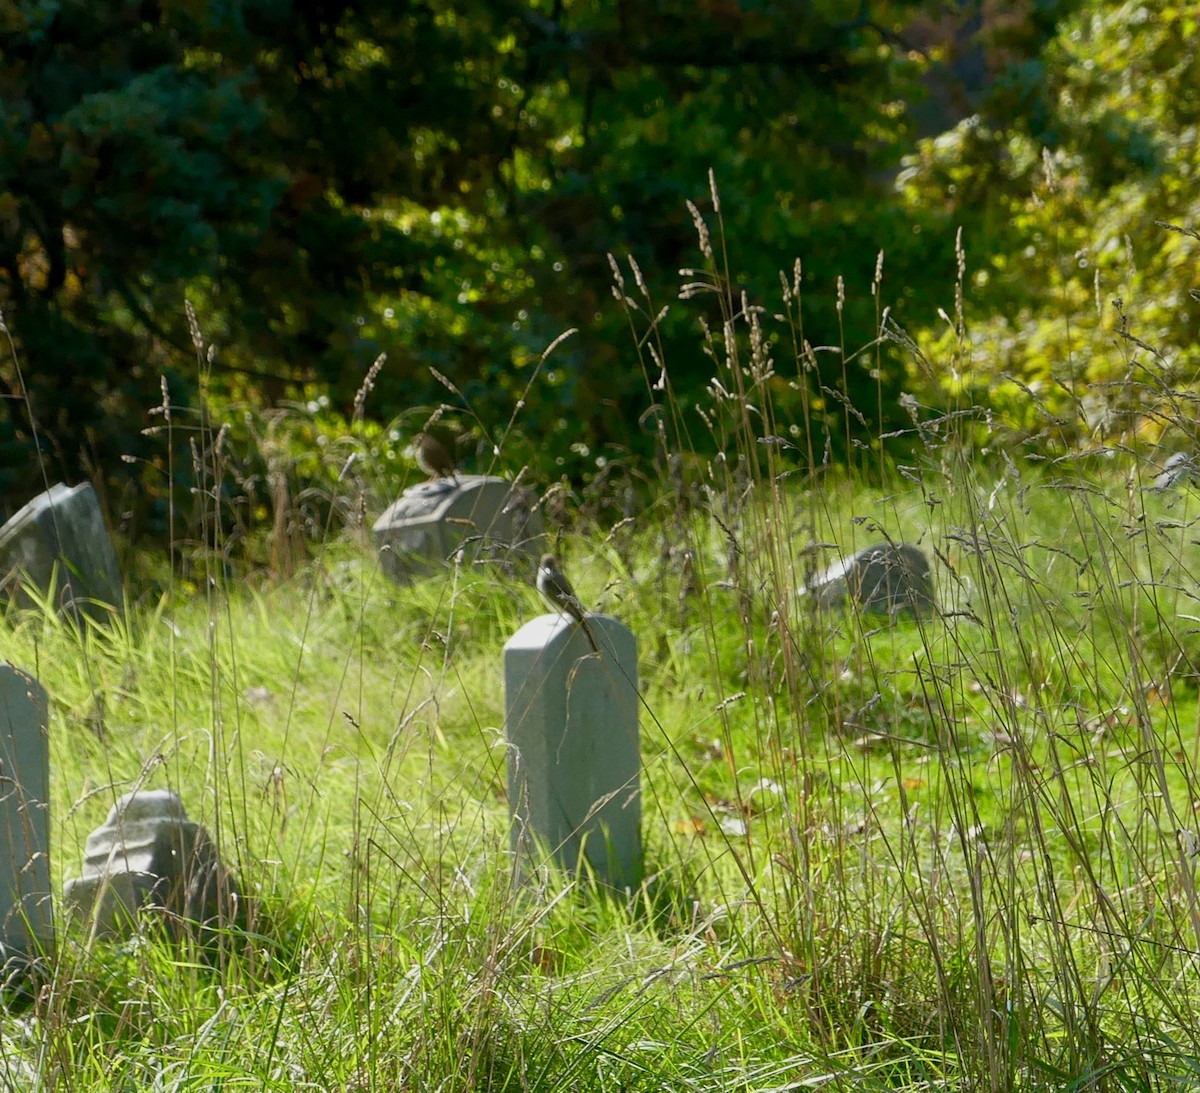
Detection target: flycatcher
<box><xmin>537</xmin><ymin>553</ymin><xmax>599</xmax><ymax>652</ymax></box>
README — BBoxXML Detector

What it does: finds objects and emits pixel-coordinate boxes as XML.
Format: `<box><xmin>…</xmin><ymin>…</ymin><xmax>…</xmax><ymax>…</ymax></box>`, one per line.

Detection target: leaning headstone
<box><xmin>373</xmin><ymin>475</ymin><xmax>543</xmax><ymax>584</ymax></box>
<box><xmin>0</xmin><ymin>482</ymin><xmax>122</xmax><ymax>621</ymax></box>
<box><xmin>505</xmin><ymin>613</ymin><xmax>642</xmax><ymax>890</ymax></box>
<box><xmin>63</xmin><ymin>789</ymin><xmax>240</xmax><ymax>943</ymax></box>
<box><xmin>802</xmin><ymin>542</ymin><xmax>935</xmax><ymax>617</ymax></box>
<box><xmin>0</xmin><ymin>666</ymin><xmax>52</xmax><ymax>966</ymax></box>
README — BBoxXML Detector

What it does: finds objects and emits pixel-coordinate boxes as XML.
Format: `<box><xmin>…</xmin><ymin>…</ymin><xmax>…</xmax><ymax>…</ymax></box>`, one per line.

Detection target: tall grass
<box><xmin>4</xmin><ymin>196</ymin><xmax>1200</xmax><ymax>1090</ymax></box>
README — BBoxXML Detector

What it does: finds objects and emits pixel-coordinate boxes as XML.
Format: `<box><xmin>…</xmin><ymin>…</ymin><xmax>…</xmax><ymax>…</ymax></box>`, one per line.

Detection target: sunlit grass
<box><xmin>6</xmin><ymin>193</ymin><xmax>1200</xmax><ymax>1087</ymax></box>
<box><xmin>5</xmin><ymin>426</ymin><xmax>1200</xmax><ymax>1089</ymax></box>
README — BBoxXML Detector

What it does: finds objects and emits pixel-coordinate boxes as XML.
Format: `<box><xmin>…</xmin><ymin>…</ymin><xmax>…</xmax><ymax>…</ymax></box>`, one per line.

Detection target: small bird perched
<box><xmin>537</xmin><ymin>553</ymin><xmax>599</xmax><ymax>652</ymax></box>
<box><xmin>413</xmin><ymin>430</ymin><xmax>457</xmax><ymax>481</ymax></box>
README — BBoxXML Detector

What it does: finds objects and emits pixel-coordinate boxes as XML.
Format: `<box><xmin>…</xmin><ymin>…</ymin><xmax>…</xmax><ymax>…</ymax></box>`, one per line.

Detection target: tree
<box><xmin>896</xmin><ymin>0</ymin><xmax>1200</xmax><ymax>450</ymax></box>
<box><xmin>0</xmin><ymin>0</ymin><xmax>492</xmax><ymax>520</ymax></box>
<box><xmin>1</xmin><ymin>0</ymin><xmax>1062</xmax><ymax>534</ymax></box>
<box><xmin>312</xmin><ymin>0</ymin><xmax>947</xmax><ymax>472</ymax></box>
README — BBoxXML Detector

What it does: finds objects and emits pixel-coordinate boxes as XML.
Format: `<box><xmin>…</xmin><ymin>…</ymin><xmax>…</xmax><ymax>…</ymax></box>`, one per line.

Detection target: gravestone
<box><xmin>505</xmin><ymin>613</ymin><xmax>642</xmax><ymax>890</ymax></box>
<box><xmin>802</xmin><ymin>542</ymin><xmax>936</xmax><ymax>618</ymax></box>
<box><xmin>373</xmin><ymin>475</ymin><xmax>543</xmax><ymax>583</ymax></box>
<box><xmin>0</xmin><ymin>482</ymin><xmax>122</xmax><ymax>621</ymax></box>
<box><xmin>63</xmin><ymin>789</ymin><xmax>240</xmax><ymax>943</ymax></box>
<box><xmin>0</xmin><ymin>666</ymin><xmax>52</xmax><ymax>964</ymax></box>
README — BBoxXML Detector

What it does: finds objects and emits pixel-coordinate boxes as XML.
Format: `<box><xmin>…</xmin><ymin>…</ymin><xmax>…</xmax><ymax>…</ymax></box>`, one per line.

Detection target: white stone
<box><xmin>0</xmin><ymin>665</ymin><xmax>52</xmax><ymax>959</ymax></box>
<box><xmin>505</xmin><ymin>613</ymin><xmax>642</xmax><ymax>889</ymax></box>
<box><xmin>373</xmin><ymin>474</ymin><xmax>543</xmax><ymax>583</ymax></box>
<box><xmin>0</xmin><ymin>482</ymin><xmax>122</xmax><ymax>621</ymax></box>
<box><xmin>1152</xmin><ymin>451</ymin><xmax>1198</xmax><ymax>491</ymax></box>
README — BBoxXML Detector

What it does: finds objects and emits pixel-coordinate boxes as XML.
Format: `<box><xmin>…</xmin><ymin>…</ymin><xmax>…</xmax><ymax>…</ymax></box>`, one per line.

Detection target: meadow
<box><xmin>5</xmin><ymin>230</ymin><xmax>1200</xmax><ymax>1091</ymax></box>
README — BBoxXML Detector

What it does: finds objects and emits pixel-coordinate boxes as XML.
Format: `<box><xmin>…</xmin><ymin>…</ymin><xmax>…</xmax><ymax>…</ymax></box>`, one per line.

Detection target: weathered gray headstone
<box><xmin>0</xmin><ymin>666</ymin><xmax>52</xmax><ymax>963</ymax></box>
<box><xmin>63</xmin><ymin>789</ymin><xmax>240</xmax><ymax>942</ymax></box>
<box><xmin>0</xmin><ymin>482</ymin><xmax>122</xmax><ymax>621</ymax></box>
<box><xmin>373</xmin><ymin>474</ymin><xmax>543</xmax><ymax>583</ymax></box>
<box><xmin>802</xmin><ymin>542</ymin><xmax>936</xmax><ymax>617</ymax></box>
<box><xmin>505</xmin><ymin>614</ymin><xmax>642</xmax><ymax>890</ymax></box>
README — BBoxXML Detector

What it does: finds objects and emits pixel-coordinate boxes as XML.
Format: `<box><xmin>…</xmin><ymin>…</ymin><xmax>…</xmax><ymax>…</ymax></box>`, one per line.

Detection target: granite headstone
<box><xmin>505</xmin><ymin>613</ymin><xmax>642</xmax><ymax>890</ymax></box>
<box><xmin>374</xmin><ymin>474</ymin><xmax>543</xmax><ymax>583</ymax></box>
<box><xmin>0</xmin><ymin>482</ymin><xmax>122</xmax><ymax>621</ymax></box>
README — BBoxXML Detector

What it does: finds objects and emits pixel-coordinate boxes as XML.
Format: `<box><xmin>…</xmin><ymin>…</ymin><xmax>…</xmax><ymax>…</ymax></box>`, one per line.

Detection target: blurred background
<box><xmin>0</xmin><ymin>0</ymin><xmax>1195</xmax><ymax>561</ymax></box>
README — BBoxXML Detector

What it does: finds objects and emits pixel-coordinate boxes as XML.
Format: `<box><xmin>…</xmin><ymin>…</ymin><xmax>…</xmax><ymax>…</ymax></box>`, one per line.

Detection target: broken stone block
<box><xmin>63</xmin><ymin>790</ymin><xmax>240</xmax><ymax>943</ymax></box>
<box><xmin>373</xmin><ymin>474</ymin><xmax>543</xmax><ymax>583</ymax></box>
<box><xmin>0</xmin><ymin>482</ymin><xmax>122</xmax><ymax>621</ymax></box>
<box><xmin>802</xmin><ymin>542</ymin><xmax>936</xmax><ymax>618</ymax></box>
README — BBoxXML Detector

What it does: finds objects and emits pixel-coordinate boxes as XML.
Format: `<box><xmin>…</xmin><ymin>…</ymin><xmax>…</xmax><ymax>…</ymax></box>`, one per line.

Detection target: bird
<box><xmin>537</xmin><ymin>553</ymin><xmax>599</xmax><ymax>652</ymax></box>
<box><xmin>413</xmin><ymin>430</ymin><xmax>457</xmax><ymax>481</ymax></box>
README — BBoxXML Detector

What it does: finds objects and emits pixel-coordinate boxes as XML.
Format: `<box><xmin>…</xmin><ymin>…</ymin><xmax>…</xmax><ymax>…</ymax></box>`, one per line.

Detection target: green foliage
<box><xmin>2</xmin><ymin>0</ymin><xmax>1030</xmax><ymax>526</ymax></box>
<box><xmin>11</xmin><ymin>0</ymin><xmax>1172</xmax><ymax>540</ymax></box>
<box><xmin>898</xmin><ymin>0</ymin><xmax>1200</xmax><ymax>449</ymax></box>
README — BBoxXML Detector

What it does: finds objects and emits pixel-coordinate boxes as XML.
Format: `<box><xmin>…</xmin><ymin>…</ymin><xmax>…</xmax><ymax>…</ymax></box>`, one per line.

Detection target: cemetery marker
<box><xmin>0</xmin><ymin>665</ymin><xmax>52</xmax><ymax>966</ymax></box>
<box><xmin>505</xmin><ymin>613</ymin><xmax>642</xmax><ymax>890</ymax></box>
<box><xmin>374</xmin><ymin>474</ymin><xmax>543</xmax><ymax>583</ymax></box>
<box><xmin>0</xmin><ymin>482</ymin><xmax>123</xmax><ymax>622</ymax></box>
<box><xmin>64</xmin><ymin>789</ymin><xmax>241</xmax><ymax>943</ymax></box>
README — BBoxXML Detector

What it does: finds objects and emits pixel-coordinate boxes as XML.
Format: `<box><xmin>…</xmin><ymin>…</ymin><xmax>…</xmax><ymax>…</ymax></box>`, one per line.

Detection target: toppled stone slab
<box><xmin>63</xmin><ymin>790</ymin><xmax>240</xmax><ymax>942</ymax></box>
<box><xmin>0</xmin><ymin>482</ymin><xmax>122</xmax><ymax>621</ymax></box>
<box><xmin>373</xmin><ymin>474</ymin><xmax>543</xmax><ymax>583</ymax></box>
<box><xmin>802</xmin><ymin>542</ymin><xmax>935</xmax><ymax>618</ymax></box>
